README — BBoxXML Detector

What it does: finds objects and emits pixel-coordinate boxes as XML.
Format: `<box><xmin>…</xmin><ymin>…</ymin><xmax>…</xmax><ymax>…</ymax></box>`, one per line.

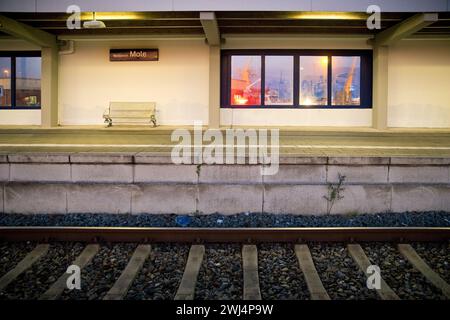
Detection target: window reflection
<box><xmin>264</xmin><ymin>56</ymin><xmax>293</xmax><ymax>105</ymax></box>
<box><xmin>299</xmin><ymin>56</ymin><xmax>328</xmax><ymax>105</ymax></box>
<box><xmin>332</xmin><ymin>56</ymin><xmax>360</xmax><ymax>106</ymax></box>
<box><xmin>231</xmin><ymin>56</ymin><xmax>261</xmax><ymax>105</ymax></box>
<box><xmin>0</xmin><ymin>57</ymin><xmax>11</xmax><ymax>106</ymax></box>
<box><xmin>16</xmin><ymin>57</ymin><xmax>41</xmax><ymax>106</ymax></box>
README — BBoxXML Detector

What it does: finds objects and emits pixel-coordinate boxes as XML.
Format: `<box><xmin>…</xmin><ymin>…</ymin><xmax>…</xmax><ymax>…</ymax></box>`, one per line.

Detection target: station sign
<box><xmin>109</xmin><ymin>49</ymin><xmax>159</xmax><ymax>61</ymax></box>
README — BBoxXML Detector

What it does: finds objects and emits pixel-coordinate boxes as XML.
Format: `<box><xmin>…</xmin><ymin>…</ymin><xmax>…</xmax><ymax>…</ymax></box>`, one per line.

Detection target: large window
<box><xmin>230</xmin><ymin>55</ymin><xmax>261</xmax><ymax>106</ymax></box>
<box><xmin>265</xmin><ymin>56</ymin><xmax>293</xmax><ymax>105</ymax></box>
<box><xmin>332</xmin><ymin>56</ymin><xmax>361</xmax><ymax>106</ymax></box>
<box><xmin>300</xmin><ymin>56</ymin><xmax>328</xmax><ymax>106</ymax></box>
<box><xmin>0</xmin><ymin>57</ymin><xmax>11</xmax><ymax>106</ymax></box>
<box><xmin>221</xmin><ymin>50</ymin><xmax>372</xmax><ymax>109</ymax></box>
<box><xmin>0</xmin><ymin>52</ymin><xmax>41</xmax><ymax>109</ymax></box>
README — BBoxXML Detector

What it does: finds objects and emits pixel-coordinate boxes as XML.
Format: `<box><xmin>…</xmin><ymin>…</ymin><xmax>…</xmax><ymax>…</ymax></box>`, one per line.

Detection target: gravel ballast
<box><xmin>195</xmin><ymin>244</ymin><xmax>243</xmax><ymax>300</ymax></box>
<box><xmin>126</xmin><ymin>244</ymin><xmax>189</xmax><ymax>300</ymax></box>
<box><xmin>0</xmin><ymin>241</ymin><xmax>36</xmax><ymax>277</ymax></box>
<box><xmin>412</xmin><ymin>242</ymin><xmax>450</xmax><ymax>284</ymax></box>
<box><xmin>60</xmin><ymin>243</ymin><xmax>136</xmax><ymax>300</ymax></box>
<box><xmin>310</xmin><ymin>243</ymin><xmax>378</xmax><ymax>300</ymax></box>
<box><xmin>362</xmin><ymin>243</ymin><xmax>446</xmax><ymax>300</ymax></box>
<box><xmin>0</xmin><ymin>242</ymin><xmax>84</xmax><ymax>300</ymax></box>
<box><xmin>0</xmin><ymin>211</ymin><xmax>449</xmax><ymax>228</ymax></box>
<box><xmin>258</xmin><ymin>244</ymin><xmax>309</xmax><ymax>300</ymax></box>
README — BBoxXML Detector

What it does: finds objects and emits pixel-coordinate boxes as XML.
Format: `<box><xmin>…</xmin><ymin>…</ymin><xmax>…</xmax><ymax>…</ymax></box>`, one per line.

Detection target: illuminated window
<box><xmin>230</xmin><ymin>55</ymin><xmax>261</xmax><ymax>106</ymax></box>
<box><xmin>300</xmin><ymin>56</ymin><xmax>328</xmax><ymax>106</ymax></box>
<box><xmin>221</xmin><ymin>50</ymin><xmax>371</xmax><ymax>109</ymax></box>
<box><xmin>264</xmin><ymin>56</ymin><xmax>293</xmax><ymax>105</ymax></box>
<box><xmin>16</xmin><ymin>57</ymin><xmax>41</xmax><ymax>107</ymax></box>
<box><xmin>0</xmin><ymin>52</ymin><xmax>41</xmax><ymax>109</ymax></box>
<box><xmin>0</xmin><ymin>57</ymin><xmax>11</xmax><ymax>106</ymax></box>
<box><xmin>332</xmin><ymin>56</ymin><xmax>361</xmax><ymax>106</ymax></box>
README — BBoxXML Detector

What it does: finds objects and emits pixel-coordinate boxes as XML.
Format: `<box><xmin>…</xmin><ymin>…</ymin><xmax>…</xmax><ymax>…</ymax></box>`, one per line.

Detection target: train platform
<box><xmin>0</xmin><ymin>126</ymin><xmax>449</xmax><ymax>157</ymax></box>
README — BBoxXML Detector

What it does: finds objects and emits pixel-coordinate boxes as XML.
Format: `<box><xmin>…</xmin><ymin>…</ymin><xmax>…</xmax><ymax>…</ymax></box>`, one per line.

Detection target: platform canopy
<box><xmin>0</xmin><ymin>11</ymin><xmax>449</xmax><ymax>38</ymax></box>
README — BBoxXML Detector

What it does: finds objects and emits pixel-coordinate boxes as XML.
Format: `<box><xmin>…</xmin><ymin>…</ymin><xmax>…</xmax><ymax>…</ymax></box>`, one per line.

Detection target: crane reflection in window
<box><xmin>230</xmin><ymin>56</ymin><xmax>261</xmax><ymax>106</ymax></box>
<box><xmin>332</xmin><ymin>56</ymin><xmax>360</xmax><ymax>106</ymax></box>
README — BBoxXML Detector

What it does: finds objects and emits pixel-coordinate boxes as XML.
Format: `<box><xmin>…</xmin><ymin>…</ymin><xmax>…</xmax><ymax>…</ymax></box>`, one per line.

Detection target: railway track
<box><xmin>0</xmin><ymin>227</ymin><xmax>449</xmax><ymax>300</ymax></box>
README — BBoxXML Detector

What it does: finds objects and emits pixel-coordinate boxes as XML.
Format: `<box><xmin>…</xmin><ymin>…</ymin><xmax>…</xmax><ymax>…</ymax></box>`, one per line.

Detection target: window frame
<box><xmin>221</xmin><ymin>49</ymin><xmax>373</xmax><ymax>109</ymax></box>
<box><xmin>0</xmin><ymin>51</ymin><xmax>42</xmax><ymax>110</ymax></box>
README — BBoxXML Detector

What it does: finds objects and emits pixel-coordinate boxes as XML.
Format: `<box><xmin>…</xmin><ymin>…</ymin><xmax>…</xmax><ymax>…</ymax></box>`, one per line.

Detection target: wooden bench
<box><xmin>103</xmin><ymin>102</ymin><xmax>157</xmax><ymax>127</ymax></box>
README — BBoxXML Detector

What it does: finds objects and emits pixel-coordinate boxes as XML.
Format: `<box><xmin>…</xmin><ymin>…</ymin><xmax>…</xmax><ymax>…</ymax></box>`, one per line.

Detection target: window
<box><xmin>0</xmin><ymin>52</ymin><xmax>41</xmax><ymax>109</ymax></box>
<box><xmin>221</xmin><ymin>50</ymin><xmax>372</xmax><ymax>109</ymax></box>
<box><xmin>300</xmin><ymin>56</ymin><xmax>328</xmax><ymax>106</ymax></box>
<box><xmin>265</xmin><ymin>56</ymin><xmax>293</xmax><ymax>105</ymax></box>
<box><xmin>230</xmin><ymin>55</ymin><xmax>261</xmax><ymax>106</ymax></box>
<box><xmin>332</xmin><ymin>56</ymin><xmax>360</xmax><ymax>106</ymax></box>
<box><xmin>0</xmin><ymin>57</ymin><xmax>11</xmax><ymax>106</ymax></box>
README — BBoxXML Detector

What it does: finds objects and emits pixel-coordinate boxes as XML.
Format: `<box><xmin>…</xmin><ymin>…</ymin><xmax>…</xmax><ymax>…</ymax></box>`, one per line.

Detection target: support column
<box><xmin>208</xmin><ymin>45</ymin><xmax>220</xmax><ymax>129</ymax></box>
<box><xmin>372</xmin><ymin>45</ymin><xmax>388</xmax><ymax>130</ymax></box>
<box><xmin>370</xmin><ymin>13</ymin><xmax>438</xmax><ymax>130</ymax></box>
<box><xmin>41</xmin><ymin>46</ymin><xmax>59</xmax><ymax>127</ymax></box>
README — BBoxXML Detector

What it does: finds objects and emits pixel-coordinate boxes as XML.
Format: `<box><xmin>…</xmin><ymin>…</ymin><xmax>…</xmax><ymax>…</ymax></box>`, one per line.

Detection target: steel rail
<box><xmin>0</xmin><ymin>227</ymin><xmax>449</xmax><ymax>243</ymax></box>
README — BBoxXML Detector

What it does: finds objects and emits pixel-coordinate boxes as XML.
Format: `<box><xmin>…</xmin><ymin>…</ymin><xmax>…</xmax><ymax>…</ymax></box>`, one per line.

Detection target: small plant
<box><xmin>346</xmin><ymin>211</ymin><xmax>360</xmax><ymax>218</ymax></box>
<box><xmin>324</xmin><ymin>173</ymin><xmax>346</xmax><ymax>215</ymax></box>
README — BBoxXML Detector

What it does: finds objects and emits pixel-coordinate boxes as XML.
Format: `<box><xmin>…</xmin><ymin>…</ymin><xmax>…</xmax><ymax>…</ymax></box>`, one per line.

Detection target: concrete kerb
<box><xmin>7</xmin><ymin>153</ymin><xmax>71</xmax><ymax>163</ymax></box>
<box><xmin>0</xmin><ymin>183</ymin><xmax>4</xmax><ymax>213</ymax></box>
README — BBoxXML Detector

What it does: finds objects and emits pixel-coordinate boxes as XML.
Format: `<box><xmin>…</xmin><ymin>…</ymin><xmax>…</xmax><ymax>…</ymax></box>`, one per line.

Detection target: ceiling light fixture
<box><xmin>83</xmin><ymin>12</ymin><xmax>106</xmax><ymax>29</ymax></box>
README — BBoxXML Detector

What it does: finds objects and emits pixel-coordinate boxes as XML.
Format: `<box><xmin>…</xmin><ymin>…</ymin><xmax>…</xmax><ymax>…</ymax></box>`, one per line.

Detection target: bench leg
<box><xmin>104</xmin><ymin>117</ymin><xmax>112</xmax><ymax>127</ymax></box>
<box><xmin>151</xmin><ymin>115</ymin><xmax>157</xmax><ymax>127</ymax></box>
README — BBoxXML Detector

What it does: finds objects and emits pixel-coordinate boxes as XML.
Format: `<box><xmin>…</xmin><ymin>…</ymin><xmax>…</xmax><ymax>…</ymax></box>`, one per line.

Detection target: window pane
<box><xmin>332</xmin><ymin>56</ymin><xmax>360</xmax><ymax>105</ymax></box>
<box><xmin>299</xmin><ymin>56</ymin><xmax>328</xmax><ymax>105</ymax></box>
<box><xmin>264</xmin><ymin>56</ymin><xmax>293</xmax><ymax>105</ymax></box>
<box><xmin>231</xmin><ymin>55</ymin><xmax>261</xmax><ymax>105</ymax></box>
<box><xmin>16</xmin><ymin>57</ymin><xmax>41</xmax><ymax>106</ymax></box>
<box><xmin>0</xmin><ymin>57</ymin><xmax>11</xmax><ymax>106</ymax></box>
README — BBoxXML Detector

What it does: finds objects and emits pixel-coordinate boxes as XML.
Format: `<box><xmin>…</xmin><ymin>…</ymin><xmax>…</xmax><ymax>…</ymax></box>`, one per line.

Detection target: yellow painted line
<box><xmin>0</xmin><ymin>244</ymin><xmax>49</xmax><ymax>291</ymax></box>
<box><xmin>0</xmin><ymin>143</ymin><xmax>449</xmax><ymax>150</ymax></box>
<box><xmin>175</xmin><ymin>245</ymin><xmax>205</xmax><ymax>300</ymax></box>
<box><xmin>294</xmin><ymin>244</ymin><xmax>330</xmax><ymax>300</ymax></box>
<box><xmin>104</xmin><ymin>244</ymin><xmax>151</xmax><ymax>300</ymax></box>
<box><xmin>398</xmin><ymin>244</ymin><xmax>450</xmax><ymax>298</ymax></box>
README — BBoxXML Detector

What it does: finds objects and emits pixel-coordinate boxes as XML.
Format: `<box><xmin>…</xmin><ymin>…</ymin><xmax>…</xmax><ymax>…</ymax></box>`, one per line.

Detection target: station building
<box><xmin>0</xmin><ymin>0</ymin><xmax>449</xmax><ymax>130</ymax></box>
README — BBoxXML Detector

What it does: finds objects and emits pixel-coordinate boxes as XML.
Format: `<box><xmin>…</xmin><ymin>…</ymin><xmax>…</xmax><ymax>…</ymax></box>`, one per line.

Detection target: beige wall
<box><xmin>0</xmin><ymin>37</ymin><xmax>449</xmax><ymax>128</ymax></box>
<box><xmin>59</xmin><ymin>40</ymin><xmax>209</xmax><ymax>125</ymax></box>
<box><xmin>222</xmin><ymin>37</ymin><xmax>372</xmax><ymax>50</ymax></box>
<box><xmin>387</xmin><ymin>40</ymin><xmax>450</xmax><ymax>128</ymax></box>
<box><xmin>220</xmin><ymin>109</ymin><xmax>372</xmax><ymax>127</ymax></box>
<box><xmin>0</xmin><ymin>110</ymin><xmax>41</xmax><ymax>125</ymax></box>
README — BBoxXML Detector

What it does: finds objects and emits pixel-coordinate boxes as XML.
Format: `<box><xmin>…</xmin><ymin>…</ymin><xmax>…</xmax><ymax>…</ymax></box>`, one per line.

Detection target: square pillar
<box><xmin>208</xmin><ymin>45</ymin><xmax>220</xmax><ymax>129</ymax></box>
<box><xmin>372</xmin><ymin>45</ymin><xmax>388</xmax><ymax>130</ymax></box>
<box><xmin>41</xmin><ymin>46</ymin><xmax>59</xmax><ymax>127</ymax></box>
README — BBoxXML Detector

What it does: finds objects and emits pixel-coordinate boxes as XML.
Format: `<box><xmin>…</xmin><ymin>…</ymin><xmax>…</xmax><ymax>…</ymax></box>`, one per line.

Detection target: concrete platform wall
<box><xmin>0</xmin><ymin>153</ymin><xmax>449</xmax><ymax>215</ymax></box>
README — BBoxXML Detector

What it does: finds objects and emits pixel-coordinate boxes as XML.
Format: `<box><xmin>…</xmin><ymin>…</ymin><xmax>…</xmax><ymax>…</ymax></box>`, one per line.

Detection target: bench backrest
<box><xmin>110</xmin><ymin>102</ymin><xmax>155</xmax><ymax>112</ymax></box>
<box><xmin>109</xmin><ymin>102</ymin><xmax>156</xmax><ymax>118</ymax></box>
